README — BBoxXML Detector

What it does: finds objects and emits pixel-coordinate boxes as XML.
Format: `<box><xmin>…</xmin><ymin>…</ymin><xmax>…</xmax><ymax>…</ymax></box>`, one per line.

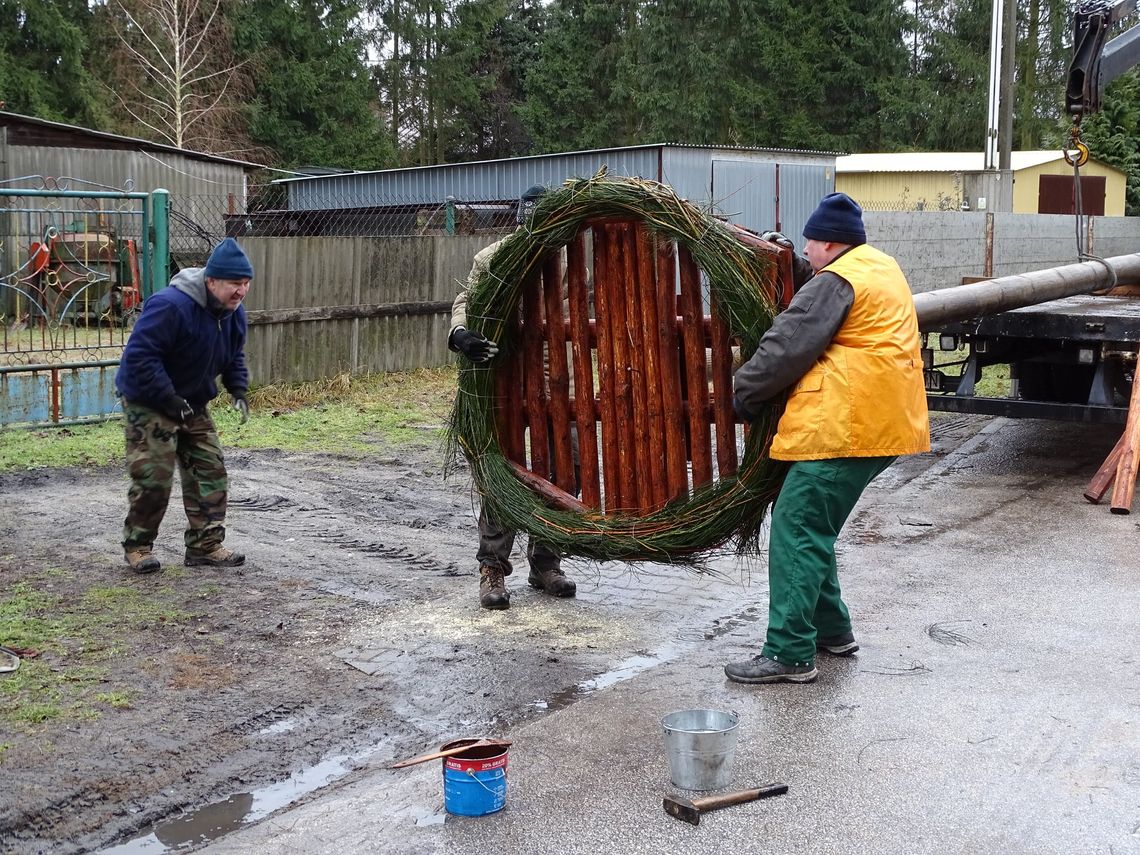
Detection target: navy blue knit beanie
<box><xmin>205</xmin><ymin>238</ymin><xmax>254</xmax><ymax>280</ymax></box>
<box><xmin>517</xmin><ymin>184</ymin><xmax>547</xmax><ymax>225</ymax></box>
<box><xmin>802</xmin><ymin>192</ymin><xmax>866</xmax><ymax>245</ymax></box>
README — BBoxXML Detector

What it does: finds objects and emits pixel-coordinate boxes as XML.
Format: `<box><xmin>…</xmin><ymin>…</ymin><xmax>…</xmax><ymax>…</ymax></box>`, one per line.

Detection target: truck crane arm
<box><xmin>1066</xmin><ymin>0</ymin><xmax>1140</xmax><ymax>118</ymax></box>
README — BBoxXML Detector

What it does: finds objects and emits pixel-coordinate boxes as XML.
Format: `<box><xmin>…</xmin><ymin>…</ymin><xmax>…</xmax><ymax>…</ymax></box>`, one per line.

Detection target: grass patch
<box><xmin>0</xmin><ymin>576</ymin><xmax>195</xmax><ymax>734</ymax></box>
<box><xmin>931</xmin><ymin>348</ymin><xmax>1011</xmax><ymax>398</ymax></box>
<box><xmin>0</xmin><ymin>366</ymin><xmax>458</xmax><ymax>472</ymax></box>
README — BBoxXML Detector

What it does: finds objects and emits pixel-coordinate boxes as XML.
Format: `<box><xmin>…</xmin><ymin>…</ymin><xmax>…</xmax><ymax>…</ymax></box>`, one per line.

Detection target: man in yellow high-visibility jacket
<box><xmin>727</xmin><ymin>192</ymin><xmax>930</xmax><ymax>685</ymax></box>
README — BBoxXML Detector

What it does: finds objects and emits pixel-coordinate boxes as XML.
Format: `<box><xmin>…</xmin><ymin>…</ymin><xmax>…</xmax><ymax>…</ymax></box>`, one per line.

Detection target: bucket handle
<box><xmin>465</xmin><ymin>769</ymin><xmax>505</xmax><ymax>796</ymax></box>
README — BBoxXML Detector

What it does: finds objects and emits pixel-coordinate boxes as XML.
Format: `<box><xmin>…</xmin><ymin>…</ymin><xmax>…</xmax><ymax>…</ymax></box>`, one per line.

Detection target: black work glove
<box><xmin>761</xmin><ymin>230</ymin><xmax>794</xmax><ymax>250</ymax></box>
<box><xmin>232</xmin><ymin>394</ymin><xmax>250</xmax><ymax>424</ymax></box>
<box><xmin>161</xmin><ymin>394</ymin><xmax>194</xmax><ymax>424</ymax></box>
<box><xmin>450</xmin><ymin>327</ymin><xmax>499</xmax><ymax>363</ymax></box>
<box><xmin>762</xmin><ymin>231</ymin><xmax>813</xmax><ymax>291</ymax></box>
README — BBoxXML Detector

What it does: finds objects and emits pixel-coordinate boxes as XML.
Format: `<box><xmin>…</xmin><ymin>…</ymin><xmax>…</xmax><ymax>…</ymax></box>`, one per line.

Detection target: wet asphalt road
<box><xmin>200</xmin><ymin>415</ymin><xmax>1139</xmax><ymax>855</ymax></box>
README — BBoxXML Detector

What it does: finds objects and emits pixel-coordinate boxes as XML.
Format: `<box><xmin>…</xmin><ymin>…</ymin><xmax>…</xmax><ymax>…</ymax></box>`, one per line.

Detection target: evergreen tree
<box><xmin>1082</xmin><ymin>71</ymin><xmax>1140</xmax><ymax>215</ymax></box>
<box><xmin>233</xmin><ymin>0</ymin><xmax>394</xmax><ymax>169</ymax></box>
<box><xmin>0</xmin><ymin>0</ymin><xmax>104</xmax><ymax>125</ymax></box>
<box><xmin>520</xmin><ymin>0</ymin><xmax>641</xmax><ymax>153</ymax></box>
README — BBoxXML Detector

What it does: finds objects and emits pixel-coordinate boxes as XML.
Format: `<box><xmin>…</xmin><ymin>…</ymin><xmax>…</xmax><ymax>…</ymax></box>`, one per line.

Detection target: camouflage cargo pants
<box><xmin>121</xmin><ymin>400</ymin><xmax>230</xmax><ymax>553</ymax></box>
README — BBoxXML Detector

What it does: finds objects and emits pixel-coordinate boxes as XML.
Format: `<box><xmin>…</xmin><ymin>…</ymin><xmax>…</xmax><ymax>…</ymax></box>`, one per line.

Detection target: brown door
<box><xmin>1038</xmin><ymin>174</ymin><xmax>1106</xmax><ymax>215</ymax></box>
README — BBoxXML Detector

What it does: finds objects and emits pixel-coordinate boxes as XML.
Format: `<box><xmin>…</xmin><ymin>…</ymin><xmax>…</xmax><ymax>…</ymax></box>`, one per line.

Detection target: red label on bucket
<box><xmin>444</xmin><ymin>751</ymin><xmax>509</xmax><ymax>773</ymax></box>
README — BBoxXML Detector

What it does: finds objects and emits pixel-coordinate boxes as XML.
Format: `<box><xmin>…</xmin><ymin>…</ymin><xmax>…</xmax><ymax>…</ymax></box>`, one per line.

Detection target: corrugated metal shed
<box><xmin>0</xmin><ymin>111</ymin><xmax>260</xmax><ymax>199</ymax></box>
<box><xmin>274</xmin><ymin>143</ymin><xmax>839</xmax><ymax>242</ymax></box>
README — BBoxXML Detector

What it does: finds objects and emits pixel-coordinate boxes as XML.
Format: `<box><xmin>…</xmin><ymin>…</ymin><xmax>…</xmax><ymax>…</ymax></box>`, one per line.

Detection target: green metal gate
<box><xmin>0</xmin><ymin>180</ymin><xmax>169</xmax><ymax>427</ymax></box>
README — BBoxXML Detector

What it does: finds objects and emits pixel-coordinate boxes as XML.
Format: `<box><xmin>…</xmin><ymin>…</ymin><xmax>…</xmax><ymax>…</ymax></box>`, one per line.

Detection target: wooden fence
<box><xmin>240</xmin><ymin>235</ymin><xmax>493</xmax><ymax>384</ymax></box>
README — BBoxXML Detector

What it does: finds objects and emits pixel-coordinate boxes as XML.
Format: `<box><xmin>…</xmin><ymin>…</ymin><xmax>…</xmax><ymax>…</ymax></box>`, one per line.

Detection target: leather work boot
<box><xmin>479</xmin><ymin>564</ymin><xmax>510</xmax><ymax>610</ymax></box>
<box><xmin>527</xmin><ymin>566</ymin><xmax>576</xmax><ymax>598</ymax></box>
<box><xmin>185</xmin><ymin>546</ymin><xmax>246</xmax><ymax>567</ymax></box>
<box><xmin>817</xmin><ymin>631</ymin><xmax>859</xmax><ymax>656</ymax></box>
<box><xmin>724</xmin><ymin>655</ymin><xmax>818</xmax><ymax>685</ymax></box>
<box><xmin>124</xmin><ymin>547</ymin><xmax>161</xmax><ymax>574</ymax></box>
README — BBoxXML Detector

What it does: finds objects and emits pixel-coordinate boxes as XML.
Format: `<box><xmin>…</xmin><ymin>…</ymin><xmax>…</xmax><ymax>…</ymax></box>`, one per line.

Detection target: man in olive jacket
<box><xmin>727</xmin><ymin>193</ymin><xmax>930</xmax><ymax>685</ymax></box>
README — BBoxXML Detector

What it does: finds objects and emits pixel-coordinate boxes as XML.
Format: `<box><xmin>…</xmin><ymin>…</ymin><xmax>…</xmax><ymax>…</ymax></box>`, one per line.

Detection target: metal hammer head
<box><xmin>663</xmin><ymin>794</ymin><xmax>701</xmax><ymax>825</ymax></box>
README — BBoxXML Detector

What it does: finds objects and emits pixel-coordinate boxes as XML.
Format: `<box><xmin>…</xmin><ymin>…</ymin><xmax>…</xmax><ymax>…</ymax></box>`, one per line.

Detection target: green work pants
<box><xmin>762</xmin><ymin>456</ymin><xmax>897</xmax><ymax>667</ymax></box>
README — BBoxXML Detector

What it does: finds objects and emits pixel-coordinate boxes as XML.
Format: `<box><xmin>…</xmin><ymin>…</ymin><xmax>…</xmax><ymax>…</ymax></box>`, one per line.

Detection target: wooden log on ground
<box><xmin>1110</xmin><ymin>372</ymin><xmax>1140</xmax><ymax>514</ymax></box>
<box><xmin>1084</xmin><ymin>433</ymin><xmax>1126</xmax><ymax>504</ymax></box>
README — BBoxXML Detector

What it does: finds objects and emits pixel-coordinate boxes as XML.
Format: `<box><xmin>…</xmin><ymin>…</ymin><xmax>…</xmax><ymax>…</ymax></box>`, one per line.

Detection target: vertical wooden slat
<box><xmin>656</xmin><ymin>240</ymin><xmax>688</xmax><ymax>501</ymax></box>
<box><xmin>623</xmin><ymin>225</ymin><xmax>653</xmax><ymax>512</ymax></box>
<box><xmin>543</xmin><ymin>252</ymin><xmax>576</xmax><ymax>493</ymax></box>
<box><xmin>592</xmin><ymin>226</ymin><xmax>622</xmax><ymax>511</ymax></box>
<box><xmin>567</xmin><ymin>232</ymin><xmax>601</xmax><ymax>509</ymax></box>
<box><xmin>606</xmin><ymin>224</ymin><xmax>638</xmax><ymax>511</ymax></box>
<box><xmin>635</xmin><ymin>227</ymin><xmax>669</xmax><ymax>510</ymax></box>
<box><xmin>678</xmin><ymin>247</ymin><xmax>713</xmax><ymax>488</ymax></box>
<box><xmin>494</xmin><ymin>352</ymin><xmax>526</xmax><ymax>465</ymax></box>
<box><xmin>521</xmin><ymin>270</ymin><xmax>549</xmax><ymax>477</ymax></box>
<box><xmin>709</xmin><ymin>290</ymin><xmax>738</xmax><ymax>477</ymax></box>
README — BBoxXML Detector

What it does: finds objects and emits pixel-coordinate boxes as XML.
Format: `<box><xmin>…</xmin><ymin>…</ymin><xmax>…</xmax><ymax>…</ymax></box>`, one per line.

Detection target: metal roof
<box><xmin>835</xmin><ymin>151</ymin><xmax>1115</xmax><ymax>173</ymax></box>
<box><xmin>0</xmin><ymin>110</ymin><xmax>264</xmax><ymax>170</ymax></box>
<box><xmin>273</xmin><ymin>142</ymin><xmax>842</xmax><ymax>185</ymax></box>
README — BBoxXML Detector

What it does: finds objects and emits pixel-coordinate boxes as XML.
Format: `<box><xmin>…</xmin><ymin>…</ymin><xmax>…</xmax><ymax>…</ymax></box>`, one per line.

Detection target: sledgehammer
<box><xmin>663</xmin><ymin>782</ymin><xmax>788</xmax><ymax>825</ymax></box>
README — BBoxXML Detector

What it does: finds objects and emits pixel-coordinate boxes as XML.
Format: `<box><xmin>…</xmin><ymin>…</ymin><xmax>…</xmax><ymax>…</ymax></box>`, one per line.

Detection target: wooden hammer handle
<box><xmin>691</xmin><ymin>782</ymin><xmax>788</xmax><ymax>811</ymax></box>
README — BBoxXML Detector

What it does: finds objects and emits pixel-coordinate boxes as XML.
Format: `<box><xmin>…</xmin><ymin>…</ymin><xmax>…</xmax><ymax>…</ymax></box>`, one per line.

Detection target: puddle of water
<box><xmin>258</xmin><ymin>717</ymin><xmax>297</xmax><ymax>736</ymax></box>
<box><xmin>98</xmin><ymin>747</ymin><xmax>380</xmax><ymax>854</ymax></box>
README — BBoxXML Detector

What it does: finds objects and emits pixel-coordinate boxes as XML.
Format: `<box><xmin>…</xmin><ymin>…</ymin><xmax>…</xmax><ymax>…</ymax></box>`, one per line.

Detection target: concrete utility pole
<box><xmin>985</xmin><ymin>0</ymin><xmax>1004</xmax><ymax>170</ymax></box>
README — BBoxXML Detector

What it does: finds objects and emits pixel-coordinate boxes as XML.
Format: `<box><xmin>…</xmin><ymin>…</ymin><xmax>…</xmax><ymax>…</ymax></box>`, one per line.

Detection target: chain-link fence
<box><xmin>169</xmin><ymin>191</ymin><xmax>518</xmax><ymax>267</ymax></box>
<box><xmin>857</xmin><ymin>195</ymin><xmax>971</xmax><ymax>212</ymax></box>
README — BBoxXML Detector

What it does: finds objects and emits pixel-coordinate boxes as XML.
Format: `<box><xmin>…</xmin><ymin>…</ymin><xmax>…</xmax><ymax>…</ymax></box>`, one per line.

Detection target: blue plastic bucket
<box><xmin>441</xmin><ymin>739</ymin><xmax>509</xmax><ymax>816</ymax></box>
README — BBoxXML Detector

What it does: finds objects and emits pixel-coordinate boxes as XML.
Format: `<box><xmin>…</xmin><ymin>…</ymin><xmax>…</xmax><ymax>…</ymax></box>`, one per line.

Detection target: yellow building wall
<box><xmin>837</xmin><ymin>172</ymin><xmax>966</xmax><ymax>211</ymax></box>
<box><xmin>1012</xmin><ymin>161</ymin><xmax>1126</xmax><ymax>215</ymax></box>
<box><xmin>838</xmin><ymin>160</ymin><xmax>1127</xmax><ymax>215</ymax></box>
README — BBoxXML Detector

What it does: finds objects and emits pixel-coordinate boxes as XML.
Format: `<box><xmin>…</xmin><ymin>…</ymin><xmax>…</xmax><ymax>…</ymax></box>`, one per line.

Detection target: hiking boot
<box><xmin>527</xmin><ymin>566</ymin><xmax>576</xmax><ymax>598</ymax></box>
<box><xmin>124</xmin><ymin>547</ymin><xmax>161</xmax><ymax>574</ymax></box>
<box><xmin>479</xmin><ymin>564</ymin><xmax>510</xmax><ymax>610</ymax></box>
<box><xmin>185</xmin><ymin>546</ymin><xmax>245</xmax><ymax>567</ymax></box>
<box><xmin>724</xmin><ymin>655</ymin><xmax>818</xmax><ymax>685</ymax></box>
<box><xmin>817</xmin><ymin>631</ymin><xmax>859</xmax><ymax>656</ymax></box>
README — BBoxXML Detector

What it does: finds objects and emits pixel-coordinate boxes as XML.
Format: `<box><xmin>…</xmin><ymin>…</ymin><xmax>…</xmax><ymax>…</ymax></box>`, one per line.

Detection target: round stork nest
<box><xmin>448</xmin><ymin>171</ymin><xmax>786</xmax><ymax>565</ymax></box>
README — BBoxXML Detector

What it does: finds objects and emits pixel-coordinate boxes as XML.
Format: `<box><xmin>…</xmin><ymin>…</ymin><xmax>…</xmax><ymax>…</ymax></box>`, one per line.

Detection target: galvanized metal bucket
<box><xmin>661</xmin><ymin>709</ymin><xmax>740</xmax><ymax>791</ymax></box>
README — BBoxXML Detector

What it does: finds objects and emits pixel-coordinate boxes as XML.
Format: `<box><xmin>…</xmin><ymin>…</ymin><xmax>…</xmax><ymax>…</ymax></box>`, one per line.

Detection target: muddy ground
<box><xmin>0</xmin><ymin>416</ymin><xmax>990</xmax><ymax>854</ymax></box>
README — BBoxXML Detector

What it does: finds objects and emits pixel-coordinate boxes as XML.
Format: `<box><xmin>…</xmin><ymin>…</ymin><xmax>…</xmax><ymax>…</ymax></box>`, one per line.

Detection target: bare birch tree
<box><xmin>106</xmin><ymin>0</ymin><xmax>250</xmax><ymax>155</ymax></box>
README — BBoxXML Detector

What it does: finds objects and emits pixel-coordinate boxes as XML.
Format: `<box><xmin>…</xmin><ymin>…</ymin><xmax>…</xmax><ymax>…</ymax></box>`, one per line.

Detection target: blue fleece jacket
<box><xmin>115</xmin><ymin>267</ymin><xmax>249</xmax><ymax>412</ymax></box>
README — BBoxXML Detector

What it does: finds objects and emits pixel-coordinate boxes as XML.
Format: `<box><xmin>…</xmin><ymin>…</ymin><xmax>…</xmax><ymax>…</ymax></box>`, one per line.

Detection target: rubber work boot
<box><xmin>124</xmin><ymin>547</ymin><xmax>161</xmax><ymax>574</ymax></box>
<box><xmin>184</xmin><ymin>546</ymin><xmax>246</xmax><ymax>567</ymax></box>
<box><xmin>724</xmin><ymin>655</ymin><xmax>818</xmax><ymax>685</ymax></box>
<box><xmin>527</xmin><ymin>567</ymin><xmax>576</xmax><ymax>598</ymax></box>
<box><xmin>817</xmin><ymin>631</ymin><xmax>859</xmax><ymax>656</ymax></box>
<box><xmin>479</xmin><ymin>564</ymin><xmax>510</xmax><ymax>610</ymax></box>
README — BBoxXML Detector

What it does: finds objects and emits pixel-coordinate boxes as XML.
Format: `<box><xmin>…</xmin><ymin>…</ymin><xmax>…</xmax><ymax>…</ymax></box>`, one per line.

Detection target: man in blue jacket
<box><xmin>115</xmin><ymin>238</ymin><xmax>253</xmax><ymax>574</ymax></box>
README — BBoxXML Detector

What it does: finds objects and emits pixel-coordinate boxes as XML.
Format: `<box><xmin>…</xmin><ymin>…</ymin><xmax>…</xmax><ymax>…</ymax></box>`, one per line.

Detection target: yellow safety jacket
<box><xmin>769</xmin><ymin>244</ymin><xmax>931</xmax><ymax>461</ymax></box>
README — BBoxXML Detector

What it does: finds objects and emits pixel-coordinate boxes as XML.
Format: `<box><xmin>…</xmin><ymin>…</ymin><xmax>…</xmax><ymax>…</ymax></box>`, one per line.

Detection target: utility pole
<box><xmin>999</xmin><ymin>0</ymin><xmax>1017</xmax><ymax>171</ymax></box>
<box><xmin>985</xmin><ymin>0</ymin><xmax>1003</xmax><ymax>170</ymax></box>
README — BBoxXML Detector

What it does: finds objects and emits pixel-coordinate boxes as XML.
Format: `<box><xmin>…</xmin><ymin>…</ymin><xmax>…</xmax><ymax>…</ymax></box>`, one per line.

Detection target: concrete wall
<box><xmin>866</xmin><ymin>211</ymin><xmax>1140</xmax><ymax>293</ymax></box>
